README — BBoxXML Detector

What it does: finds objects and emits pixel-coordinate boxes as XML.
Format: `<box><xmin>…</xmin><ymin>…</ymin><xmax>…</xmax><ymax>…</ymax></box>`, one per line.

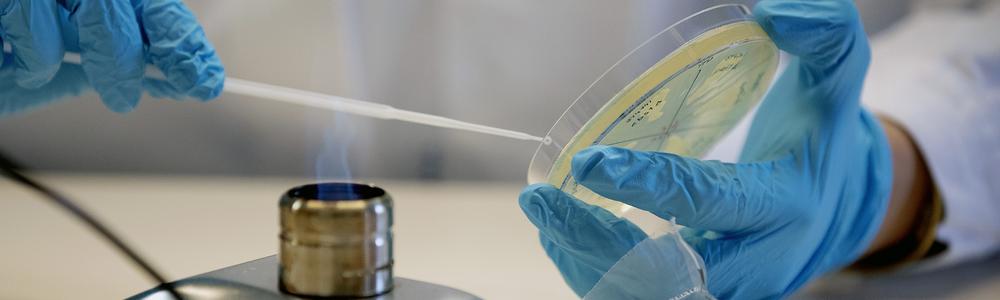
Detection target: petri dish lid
<box><xmin>527</xmin><ymin>4</ymin><xmax>779</xmax><ymax>214</ymax></box>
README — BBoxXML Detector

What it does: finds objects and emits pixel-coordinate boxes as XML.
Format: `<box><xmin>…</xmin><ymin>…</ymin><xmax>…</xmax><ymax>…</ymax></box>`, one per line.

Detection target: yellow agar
<box><xmin>546</xmin><ymin>21</ymin><xmax>779</xmax><ymax>214</ymax></box>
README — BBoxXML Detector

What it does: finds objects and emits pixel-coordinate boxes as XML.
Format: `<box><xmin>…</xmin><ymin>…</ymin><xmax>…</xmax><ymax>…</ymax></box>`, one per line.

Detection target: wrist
<box><xmin>865</xmin><ymin>116</ymin><xmax>930</xmax><ymax>253</ymax></box>
<box><xmin>865</xmin><ymin>116</ymin><xmax>930</xmax><ymax>255</ymax></box>
<box><xmin>852</xmin><ymin>116</ymin><xmax>939</xmax><ymax>270</ymax></box>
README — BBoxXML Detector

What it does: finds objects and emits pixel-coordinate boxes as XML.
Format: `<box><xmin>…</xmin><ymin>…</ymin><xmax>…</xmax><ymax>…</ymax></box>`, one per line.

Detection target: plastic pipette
<box><xmin>221</xmin><ymin>78</ymin><xmax>546</xmax><ymax>142</ymax></box>
<box><xmin>2</xmin><ymin>44</ymin><xmax>545</xmax><ymax>143</ymax></box>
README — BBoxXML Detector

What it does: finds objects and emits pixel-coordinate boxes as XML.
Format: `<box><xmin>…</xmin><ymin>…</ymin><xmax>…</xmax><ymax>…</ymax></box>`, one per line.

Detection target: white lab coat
<box><xmin>859</xmin><ymin>1</ymin><xmax>1000</xmax><ymax>269</ymax></box>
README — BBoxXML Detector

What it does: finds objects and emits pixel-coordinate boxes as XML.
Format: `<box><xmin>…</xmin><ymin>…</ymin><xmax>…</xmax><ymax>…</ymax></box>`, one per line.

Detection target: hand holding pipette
<box><xmin>3</xmin><ymin>43</ymin><xmax>544</xmax><ymax>143</ymax></box>
<box><xmin>0</xmin><ymin>0</ymin><xmax>223</xmax><ymax>113</ymax></box>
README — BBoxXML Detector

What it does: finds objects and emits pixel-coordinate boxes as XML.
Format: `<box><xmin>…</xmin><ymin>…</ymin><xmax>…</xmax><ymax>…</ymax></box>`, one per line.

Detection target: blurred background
<box><xmin>0</xmin><ymin>0</ymin><xmax>921</xmax><ymax>181</ymax></box>
<box><xmin>1</xmin><ymin>0</ymin><xmax>998</xmax><ymax>299</ymax></box>
<box><xmin>0</xmin><ymin>0</ymin><xmax>978</xmax><ymax>181</ymax></box>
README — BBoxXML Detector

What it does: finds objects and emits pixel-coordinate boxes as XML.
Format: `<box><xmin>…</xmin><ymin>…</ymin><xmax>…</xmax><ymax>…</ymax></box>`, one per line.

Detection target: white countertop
<box><xmin>0</xmin><ymin>174</ymin><xmax>575</xmax><ymax>299</ymax></box>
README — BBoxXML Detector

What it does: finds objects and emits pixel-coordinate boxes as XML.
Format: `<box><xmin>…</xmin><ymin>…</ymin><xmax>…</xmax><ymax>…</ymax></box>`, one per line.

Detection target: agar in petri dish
<box><xmin>528</xmin><ymin>4</ymin><xmax>779</xmax><ymax>215</ymax></box>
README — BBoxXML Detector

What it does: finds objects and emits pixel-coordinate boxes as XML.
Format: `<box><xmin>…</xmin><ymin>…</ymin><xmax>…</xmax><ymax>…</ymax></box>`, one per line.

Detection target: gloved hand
<box><xmin>0</xmin><ymin>0</ymin><xmax>224</xmax><ymax>115</ymax></box>
<box><xmin>519</xmin><ymin>0</ymin><xmax>894</xmax><ymax>298</ymax></box>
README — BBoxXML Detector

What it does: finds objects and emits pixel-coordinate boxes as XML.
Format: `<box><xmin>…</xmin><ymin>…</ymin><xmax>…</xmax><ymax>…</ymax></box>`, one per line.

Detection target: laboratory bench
<box><xmin>1</xmin><ymin>173</ymin><xmax>998</xmax><ymax>299</ymax></box>
<box><xmin>0</xmin><ymin>174</ymin><xmax>574</xmax><ymax>299</ymax></box>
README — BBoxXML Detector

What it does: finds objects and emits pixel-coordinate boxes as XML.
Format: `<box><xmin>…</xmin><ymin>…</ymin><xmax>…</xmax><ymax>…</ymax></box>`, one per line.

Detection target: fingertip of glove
<box><xmin>103</xmin><ymin>100</ymin><xmax>138</xmax><ymax>113</ymax></box>
<box><xmin>155</xmin><ymin>57</ymin><xmax>225</xmax><ymax>101</ymax></box>
<box><xmin>519</xmin><ymin>183</ymin><xmax>588</xmax><ymax>230</ymax></box>
<box><xmin>519</xmin><ymin>183</ymin><xmax>555</xmax><ymax>219</ymax></box>
<box><xmin>15</xmin><ymin>63</ymin><xmax>61</xmax><ymax>89</ymax></box>
<box><xmin>753</xmin><ymin>0</ymin><xmax>860</xmax><ymax>24</ymax></box>
<box><xmin>753</xmin><ymin>0</ymin><xmax>862</xmax><ymax>58</ymax></box>
<box><xmin>571</xmin><ymin>146</ymin><xmax>613</xmax><ymax>182</ymax></box>
<box><xmin>520</xmin><ymin>183</ymin><xmax>554</xmax><ymax>198</ymax></box>
<box><xmin>99</xmin><ymin>85</ymin><xmax>142</xmax><ymax>113</ymax></box>
<box><xmin>189</xmin><ymin>69</ymin><xmax>225</xmax><ymax>101</ymax></box>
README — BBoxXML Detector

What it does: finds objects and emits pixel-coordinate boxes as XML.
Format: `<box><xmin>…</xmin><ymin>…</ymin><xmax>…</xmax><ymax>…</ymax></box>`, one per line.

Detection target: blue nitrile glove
<box><xmin>0</xmin><ymin>0</ymin><xmax>224</xmax><ymax>115</ymax></box>
<box><xmin>519</xmin><ymin>0</ymin><xmax>894</xmax><ymax>298</ymax></box>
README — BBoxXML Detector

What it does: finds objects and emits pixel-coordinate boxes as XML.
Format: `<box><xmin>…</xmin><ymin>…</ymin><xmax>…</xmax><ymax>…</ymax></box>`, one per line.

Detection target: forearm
<box><xmin>863</xmin><ymin>116</ymin><xmax>933</xmax><ymax>256</ymax></box>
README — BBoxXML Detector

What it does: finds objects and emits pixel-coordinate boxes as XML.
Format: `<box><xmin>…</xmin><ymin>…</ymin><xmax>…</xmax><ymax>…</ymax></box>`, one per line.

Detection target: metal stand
<box><xmin>128</xmin><ymin>256</ymin><xmax>481</xmax><ymax>300</ymax></box>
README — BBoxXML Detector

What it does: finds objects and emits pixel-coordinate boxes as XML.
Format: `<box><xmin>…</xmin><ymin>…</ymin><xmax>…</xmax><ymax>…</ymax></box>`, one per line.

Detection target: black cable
<box><xmin>0</xmin><ymin>151</ymin><xmax>183</xmax><ymax>300</ymax></box>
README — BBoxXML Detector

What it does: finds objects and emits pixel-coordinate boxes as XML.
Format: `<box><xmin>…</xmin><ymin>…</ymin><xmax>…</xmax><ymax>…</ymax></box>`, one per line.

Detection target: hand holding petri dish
<box><xmin>525</xmin><ymin>4</ymin><xmax>779</xmax><ymax>299</ymax></box>
<box><xmin>529</xmin><ymin>4</ymin><xmax>778</xmax><ymax>221</ymax></box>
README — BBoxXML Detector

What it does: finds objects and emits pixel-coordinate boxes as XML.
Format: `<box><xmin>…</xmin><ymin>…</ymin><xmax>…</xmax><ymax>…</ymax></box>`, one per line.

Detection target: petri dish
<box><xmin>528</xmin><ymin>4</ymin><xmax>779</xmax><ymax>216</ymax></box>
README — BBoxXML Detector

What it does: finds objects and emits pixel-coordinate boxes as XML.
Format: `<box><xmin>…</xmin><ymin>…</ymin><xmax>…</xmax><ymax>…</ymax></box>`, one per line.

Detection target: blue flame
<box><xmin>315</xmin><ymin>112</ymin><xmax>357</xmax><ymax>199</ymax></box>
